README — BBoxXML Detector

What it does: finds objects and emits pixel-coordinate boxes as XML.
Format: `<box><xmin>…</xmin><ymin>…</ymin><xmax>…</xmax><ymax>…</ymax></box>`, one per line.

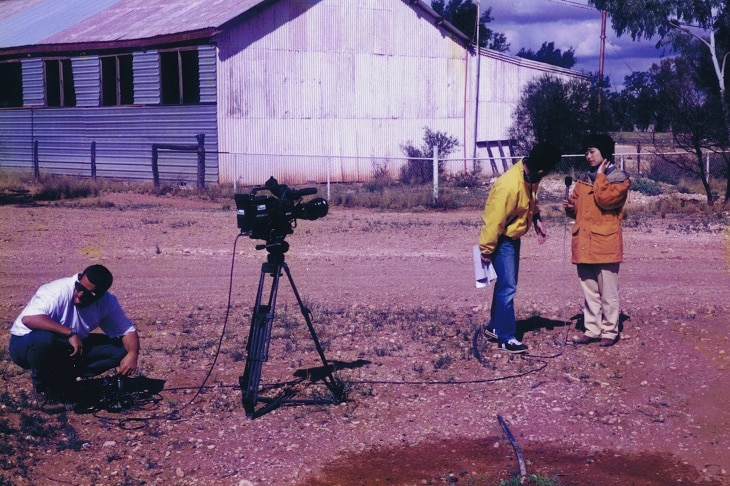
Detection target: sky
<box><xmin>481</xmin><ymin>0</ymin><xmax>670</xmax><ymax>90</ymax></box>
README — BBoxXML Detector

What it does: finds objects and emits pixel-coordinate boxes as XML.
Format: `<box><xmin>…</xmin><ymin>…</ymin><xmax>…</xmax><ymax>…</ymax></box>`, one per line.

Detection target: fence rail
<box><xmin>6</xmin><ymin>142</ymin><xmax>725</xmax><ymax>198</ymax></box>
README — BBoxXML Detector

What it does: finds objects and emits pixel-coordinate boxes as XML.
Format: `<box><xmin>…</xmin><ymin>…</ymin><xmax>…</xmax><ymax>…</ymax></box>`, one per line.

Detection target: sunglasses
<box><xmin>74</xmin><ymin>280</ymin><xmax>99</xmax><ymax>300</ymax></box>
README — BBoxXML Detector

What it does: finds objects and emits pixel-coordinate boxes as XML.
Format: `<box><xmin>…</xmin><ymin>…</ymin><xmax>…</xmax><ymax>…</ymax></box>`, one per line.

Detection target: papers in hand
<box><xmin>473</xmin><ymin>245</ymin><xmax>497</xmax><ymax>288</ymax></box>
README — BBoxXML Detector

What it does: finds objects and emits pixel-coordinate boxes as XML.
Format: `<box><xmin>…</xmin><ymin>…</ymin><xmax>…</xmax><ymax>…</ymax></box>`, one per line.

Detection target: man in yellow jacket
<box><xmin>480</xmin><ymin>142</ymin><xmax>562</xmax><ymax>353</ymax></box>
<box><xmin>564</xmin><ymin>134</ymin><xmax>630</xmax><ymax>347</ymax></box>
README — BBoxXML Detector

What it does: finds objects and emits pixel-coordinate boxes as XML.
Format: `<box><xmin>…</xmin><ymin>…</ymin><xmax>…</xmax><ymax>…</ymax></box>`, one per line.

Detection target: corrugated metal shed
<box><xmin>0</xmin><ymin>0</ymin><xmax>467</xmax><ymax>53</ymax></box>
<box><xmin>0</xmin><ymin>0</ymin><xmax>582</xmax><ymax>185</ymax></box>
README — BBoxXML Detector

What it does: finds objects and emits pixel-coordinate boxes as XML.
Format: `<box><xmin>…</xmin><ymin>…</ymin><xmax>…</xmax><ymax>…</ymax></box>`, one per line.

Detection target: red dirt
<box><xmin>1</xmin><ymin>188</ymin><xmax>729</xmax><ymax>485</ymax></box>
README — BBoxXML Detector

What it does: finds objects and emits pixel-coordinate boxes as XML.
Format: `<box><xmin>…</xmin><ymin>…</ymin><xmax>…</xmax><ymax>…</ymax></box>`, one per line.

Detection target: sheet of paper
<box><xmin>473</xmin><ymin>245</ymin><xmax>497</xmax><ymax>288</ymax></box>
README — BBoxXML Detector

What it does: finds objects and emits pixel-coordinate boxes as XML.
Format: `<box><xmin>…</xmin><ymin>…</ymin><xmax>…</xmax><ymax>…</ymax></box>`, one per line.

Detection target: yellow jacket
<box><xmin>566</xmin><ymin>169</ymin><xmax>630</xmax><ymax>264</ymax></box>
<box><xmin>478</xmin><ymin>160</ymin><xmax>540</xmax><ymax>255</ymax></box>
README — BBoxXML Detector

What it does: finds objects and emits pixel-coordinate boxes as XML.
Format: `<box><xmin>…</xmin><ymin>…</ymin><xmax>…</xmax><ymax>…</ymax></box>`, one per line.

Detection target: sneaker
<box><xmin>483</xmin><ymin>325</ymin><xmax>498</xmax><ymax>340</ymax></box>
<box><xmin>498</xmin><ymin>338</ymin><xmax>528</xmax><ymax>354</ymax></box>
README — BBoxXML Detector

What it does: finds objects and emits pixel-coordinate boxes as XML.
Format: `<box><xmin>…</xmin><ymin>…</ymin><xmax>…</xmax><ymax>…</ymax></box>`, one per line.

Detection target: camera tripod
<box><xmin>239</xmin><ymin>240</ymin><xmax>345</xmax><ymax>418</ymax></box>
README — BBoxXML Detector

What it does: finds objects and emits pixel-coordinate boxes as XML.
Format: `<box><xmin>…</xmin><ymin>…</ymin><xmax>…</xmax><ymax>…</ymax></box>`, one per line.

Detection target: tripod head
<box><xmin>255</xmin><ymin>237</ymin><xmax>289</xmax><ymax>264</ymax></box>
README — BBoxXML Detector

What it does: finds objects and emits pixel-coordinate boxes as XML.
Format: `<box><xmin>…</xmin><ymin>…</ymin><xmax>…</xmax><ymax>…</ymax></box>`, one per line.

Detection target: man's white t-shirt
<box><xmin>11</xmin><ymin>275</ymin><xmax>135</xmax><ymax>339</ymax></box>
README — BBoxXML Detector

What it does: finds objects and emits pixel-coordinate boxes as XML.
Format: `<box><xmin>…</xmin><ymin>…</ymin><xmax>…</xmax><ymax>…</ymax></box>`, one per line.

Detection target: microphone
<box><xmin>564</xmin><ymin>176</ymin><xmax>573</xmax><ymax>200</ymax></box>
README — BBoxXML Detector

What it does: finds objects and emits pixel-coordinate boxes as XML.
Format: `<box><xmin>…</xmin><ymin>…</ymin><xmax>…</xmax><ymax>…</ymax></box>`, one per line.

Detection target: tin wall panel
<box><xmin>22</xmin><ymin>58</ymin><xmax>44</xmax><ymax>106</ymax></box>
<box><xmin>0</xmin><ymin>105</ymin><xmax>218</xmax><ymax>183</ymax></box>
<box><xmin>198</xmin><ymin>45</ymin><xmax>217</xmax><ymax>104</ymax></box>
<box><xmin>133</xmin><ymin>50</ymin><xmax>159</xmax><ymax>105</ymax></box>
<box><xmin>73</xmin><ymin>56</ymin><xmax>100</xmax><ymax>107</ymax></box>
<box><xmin>216</xmin><ymin>0</ymin><xmax>470</xmax><ymax>185</ymax></box>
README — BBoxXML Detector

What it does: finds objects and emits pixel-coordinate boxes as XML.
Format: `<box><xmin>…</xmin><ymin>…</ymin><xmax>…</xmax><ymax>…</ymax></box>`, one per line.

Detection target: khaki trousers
<box><xmin>577</xmin><ymin>263</ymin><xmax>620</xmax><ymax>339</ymax></box>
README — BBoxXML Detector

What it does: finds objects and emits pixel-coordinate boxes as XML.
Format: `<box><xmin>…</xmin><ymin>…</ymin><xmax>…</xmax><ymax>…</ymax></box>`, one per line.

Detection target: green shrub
<box><xmin>631</xmin><ymin>177</ymin><xmax>663</xmax><ymax>196</ymax></box>
<box><xmin>400</xmin><ymin>127</ymin><xmax>460</xmax><ymax>185</ymax></box>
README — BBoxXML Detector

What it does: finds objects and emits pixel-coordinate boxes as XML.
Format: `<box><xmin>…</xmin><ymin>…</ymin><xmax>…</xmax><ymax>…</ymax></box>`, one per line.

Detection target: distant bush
<box><xmin>631</xmin><ymin>177</ymin><xmax>663</xmax><ymax>196</ymax></box>
<box><xmin>34</xmin><ymin>175</ymin><xmax>100</xmax><ymax>201</ymax></box>
<box><xmin>647</xmin><ymin>158</ymin><xmax>685</xmax><ymax>185</ymax></box>
<box><xmin>400</xmin><ymin>127</ymin><xmax>460</xmax><ymax>185</ymax></box>
<box><xmin>363</xmin><ymin>162</ymin><xmax>395</xmax><ymax>192</ymax></box>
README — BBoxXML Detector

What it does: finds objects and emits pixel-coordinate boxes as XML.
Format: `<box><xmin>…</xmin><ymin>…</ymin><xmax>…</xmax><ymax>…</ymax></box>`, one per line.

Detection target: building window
<box><xmin>0</xmin><ymin>62</ymin><xmax>23</xmax><ymax>108</ymax></box>
<box><xmin>44</xmin><ymin>59</ymin><xmax>76</xmax><ymax>107</ymax></box>
<box><xmin>101</xmin><ymin>54</ymin><xmax>134</xmax><ymax>106</ymax></box>
<box><xmin>160</xmin><ymin>49</ymin><xmax>200</xmax><ymax>104</ymax></box>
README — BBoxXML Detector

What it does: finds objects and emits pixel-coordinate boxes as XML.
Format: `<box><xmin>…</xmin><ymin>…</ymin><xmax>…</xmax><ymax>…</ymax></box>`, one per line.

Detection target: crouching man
<box><xmin>9</xmin><ymin>264</ymin><xmax>139</xmax><ymax>410</ymax></box>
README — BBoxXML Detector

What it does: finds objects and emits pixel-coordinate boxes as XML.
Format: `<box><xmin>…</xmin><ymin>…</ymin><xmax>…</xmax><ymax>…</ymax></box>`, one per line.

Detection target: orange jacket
<box><xmin>566</xmin><ymin>169</ymin><xmax>630</xmax><ymax>264</ymax></box>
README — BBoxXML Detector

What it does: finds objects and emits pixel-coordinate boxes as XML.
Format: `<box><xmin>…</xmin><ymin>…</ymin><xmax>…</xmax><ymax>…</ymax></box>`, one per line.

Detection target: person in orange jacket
<box><xmin>563</xmin><ymin>134</ymin><xmax>630</xmax><ymax>347</ymax></box>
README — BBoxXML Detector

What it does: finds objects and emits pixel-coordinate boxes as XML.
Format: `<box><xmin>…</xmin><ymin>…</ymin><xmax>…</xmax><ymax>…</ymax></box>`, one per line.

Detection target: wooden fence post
<box><xmin>151</xmin><ymin>145</ymin><xmax>160</xmax><ymax>188</ymax></box>
<box><xmin>196</xmin><ymin>133</ymin><xmax>205</xmax><ymax>193</ymax></box>
<box><xmin>33</xmin><ymin>140</ymin><xmax>40</xmax><ymax>181</ymax></box>
<box><xmin>91</xmin><ymin>141</ymin><xmax>97</xmax><ymax>181</ymax></box>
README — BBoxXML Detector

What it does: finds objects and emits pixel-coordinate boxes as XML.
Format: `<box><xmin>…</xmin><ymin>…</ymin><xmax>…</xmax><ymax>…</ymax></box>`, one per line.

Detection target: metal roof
<box><xmin>0</xmin><ymin>0</ymin><xmax>266</xmax><ymax>51</ymax></box>
<box><xmin>0</xmin><ymin>0</ymin><xmax>468</xmax><ymax>55</ymax></box>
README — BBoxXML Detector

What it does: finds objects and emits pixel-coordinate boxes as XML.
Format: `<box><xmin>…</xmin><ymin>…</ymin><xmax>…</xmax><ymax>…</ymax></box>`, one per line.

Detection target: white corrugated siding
<box><xmin>216</xmin><ymin>0</ymin><xmax>469</xmax><ymax>185</ymax></box>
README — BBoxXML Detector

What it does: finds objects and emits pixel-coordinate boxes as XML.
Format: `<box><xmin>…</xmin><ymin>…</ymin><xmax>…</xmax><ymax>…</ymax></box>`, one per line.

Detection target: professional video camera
<box><xmin>235</xmin><ymin>176</ymin><xmax>328</xmax><ymax>243</ymax></box>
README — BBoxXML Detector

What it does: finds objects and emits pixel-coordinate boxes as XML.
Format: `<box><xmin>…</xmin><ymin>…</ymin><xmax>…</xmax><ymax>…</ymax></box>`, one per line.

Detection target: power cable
<box><xmin>111</xmin><ymin>234</ymin><xmax>244</xmax><ymax>429</ymax></box>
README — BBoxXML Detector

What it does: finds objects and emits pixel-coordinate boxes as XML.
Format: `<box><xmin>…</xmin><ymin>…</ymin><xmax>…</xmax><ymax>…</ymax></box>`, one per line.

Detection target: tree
<box><xmin>589</xmin><ymin>0</ymin><xmax>730</xmax><ymax>201</ymax></box>
<box><xmin>431</xmin><ymin>0</ymin><xmax>509</xmax><ymax>51</ymax></box>
<box><xmin>516</xmin><ymin>41</ymin><xmax>576</xmax><ymax>69</ymax></box>
<box><xmin>400</xmin><ymin>127</ymin><xmax>460</xmax><ymax>185</ymax></box>
<box><xmin>508</xmin><ymin>75</ymin><xmax>600</xmax><ymax>161</ymax></box>
<box><xmin>651</xmin><ymin>57</ymin><xmax>718</xmax><ymax>204</ymax></box>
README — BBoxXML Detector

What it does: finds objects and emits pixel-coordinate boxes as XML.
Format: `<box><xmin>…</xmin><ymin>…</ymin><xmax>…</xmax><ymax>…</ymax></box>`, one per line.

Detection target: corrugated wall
<box><xmin>133</xmin><ymin>50</ymin><xmax>160</xmax><ymax>105</ymax></box>
<box><xmin>216</xmin><ymin>0</ymin><xmax>469</xmax><ymax>185</ymax></box>
<box><xmin>74</xmin><ymin>56</ymin><xmax>100</xmax><ymax>107</ymax></box>
<box><xmin>0</xmin><ymin>106</ymin><xmax>218</xmax><ymax>183</ymax></box>
<box><xmin>1</xmin><ymin>45</ymin><xmax>219</xmax><ymax>184</ymax></box>
<box><xmin>22</xmin><ymin>58</ymin><xmax>44</xmax><ymax>106</ymax></box>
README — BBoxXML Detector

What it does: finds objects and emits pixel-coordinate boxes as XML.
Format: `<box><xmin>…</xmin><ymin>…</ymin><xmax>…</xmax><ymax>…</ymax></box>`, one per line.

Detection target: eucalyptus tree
<box><xmin>590</xmin><ymin>0</ymin><xmax>730</xmax><ymax>200</ymax></box>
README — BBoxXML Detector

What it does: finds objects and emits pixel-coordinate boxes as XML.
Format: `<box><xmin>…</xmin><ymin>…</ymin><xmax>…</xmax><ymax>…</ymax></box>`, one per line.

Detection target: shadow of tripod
<box><xmin>239</xmin><ymin>239</ymin><xmax>345</xmax><ymax>419</ymax></box>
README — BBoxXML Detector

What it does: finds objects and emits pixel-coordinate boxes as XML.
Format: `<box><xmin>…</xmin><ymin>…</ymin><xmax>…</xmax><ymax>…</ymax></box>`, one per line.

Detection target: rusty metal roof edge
<box><xmin>0</xmin><ymin>28</ymin><xmax>220</xmax><ymax>58</ymax></box>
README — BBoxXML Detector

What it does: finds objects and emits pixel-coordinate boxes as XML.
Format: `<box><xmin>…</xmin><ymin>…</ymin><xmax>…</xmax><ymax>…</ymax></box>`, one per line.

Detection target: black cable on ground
<box><xmin>112</xmin><ymin>234</ymin><xmax>244</xmax><ymax>429</ymax></box>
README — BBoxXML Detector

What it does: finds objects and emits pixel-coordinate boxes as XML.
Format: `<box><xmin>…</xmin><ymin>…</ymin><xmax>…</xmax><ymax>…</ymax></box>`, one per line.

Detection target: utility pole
<box><xmin>473</xmin><ymin>0</ymin><xmax>481</xmax><ymax>164</ymax></box>
<box><xmin>597</xmin><ymin>9</ymin><xmax>607</xmax><ymax>115</ymax></box>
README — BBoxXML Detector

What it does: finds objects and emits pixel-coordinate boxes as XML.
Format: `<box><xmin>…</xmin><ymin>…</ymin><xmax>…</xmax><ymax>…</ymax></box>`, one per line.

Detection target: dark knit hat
<box><xmin>524</xmin><ymin>142</ymin><xmax>562</xmax><ymax>173</ymax></box>
<box><xmin>582</xmin><ymin>134</ymin><xmax>615</xmax><ymax>162</ymax></box>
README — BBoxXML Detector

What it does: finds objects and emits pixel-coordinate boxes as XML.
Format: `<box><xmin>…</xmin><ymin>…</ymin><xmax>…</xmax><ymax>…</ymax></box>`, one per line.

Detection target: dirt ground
<box><xmin>1</xmin><ymin>185</ymin><xmax>730</xmax><ymax>485</ymax></box>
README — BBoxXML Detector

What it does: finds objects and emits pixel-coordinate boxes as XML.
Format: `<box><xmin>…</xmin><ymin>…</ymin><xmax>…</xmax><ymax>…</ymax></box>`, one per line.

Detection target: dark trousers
<box><xmin>9</xmin><ymin>331</ymin><xmax>127</xmax><ymax>392</ymax></box>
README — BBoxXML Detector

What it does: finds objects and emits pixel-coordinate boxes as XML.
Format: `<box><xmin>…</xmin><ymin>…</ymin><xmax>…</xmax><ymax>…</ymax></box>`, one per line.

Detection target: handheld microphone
<box><xmin>564</xmin><ymin>176</ymin><xmax>573</xmax><ymax>199</ymax></box>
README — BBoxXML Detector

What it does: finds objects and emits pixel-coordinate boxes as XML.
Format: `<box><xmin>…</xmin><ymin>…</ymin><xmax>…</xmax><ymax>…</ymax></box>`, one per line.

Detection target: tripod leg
<box><xmin>281</xmin><ymin>263</ymin><xmax>344</xmax><ymax>400</ymax></box>
<box><xmin>240</xmin><ymin>262</ymin><xmax>282</xmax><ymax>417</ymax></box>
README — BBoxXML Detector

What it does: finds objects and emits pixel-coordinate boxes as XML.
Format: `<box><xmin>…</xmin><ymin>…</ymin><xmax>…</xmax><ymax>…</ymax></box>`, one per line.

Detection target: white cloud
<box><xmin>481</xmin><ymin>0</ymin><xmax>667</xmax><ymax>88</ymax></box>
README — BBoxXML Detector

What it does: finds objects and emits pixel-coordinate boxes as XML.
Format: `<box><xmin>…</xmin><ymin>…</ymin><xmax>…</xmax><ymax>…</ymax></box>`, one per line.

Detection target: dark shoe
<box><xmin>572</xmin><ymin>334</ymin><xmax>599</xmax><ymax>345</ymax></box>
<box><xmin>483</xmin><ymin>325</ymin><xmax>498</xmax><ymax>340</ymax></box>
<box><xmin>599</xmin><ymin>337</ymin><xmax>617</xmax><ymax>347</ymax></box>
<box><xmin>34</xmin><ymin>388</ymin><xmax>65</xmax><ymax>414</ymax></box>
<box><xmin>498</xmin><ymin>339</ymin><xmax>528</xmax><ymax>354</ymax></box>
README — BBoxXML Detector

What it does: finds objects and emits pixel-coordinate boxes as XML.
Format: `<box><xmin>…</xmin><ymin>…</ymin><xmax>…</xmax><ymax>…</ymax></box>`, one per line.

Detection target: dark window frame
<box><xmin>101</xmin><ymin>54</ymin><xmax>134</xmax><ymax>106</ymax></box>
<box><xmin>160</xmin><ymin>48</ymin><xmax>200</xmax><ymax>105</ymax></box>
<box><xmin>0</xmin><ymin>61</ymin><xmax>23</xmax><ymax>108</ymax></box>
<box><xmin>44</xmin><ymin>58</ymin><xmax>76</xmax><ymax>107</ymax></box>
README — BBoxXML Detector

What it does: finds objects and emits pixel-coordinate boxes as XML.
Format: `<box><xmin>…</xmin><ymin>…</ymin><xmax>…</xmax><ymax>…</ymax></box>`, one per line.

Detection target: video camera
<box><xmin>235</xmin><ymin>176</ymin><xmax>328</xmax><ymax>242</ymax></box>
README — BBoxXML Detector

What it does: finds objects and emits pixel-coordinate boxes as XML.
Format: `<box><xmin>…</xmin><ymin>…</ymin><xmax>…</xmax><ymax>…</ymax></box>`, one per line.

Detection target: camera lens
<box><xmin>296</xmin><ymin>198</ymin><xmax>328</xmax><ymax>220</ymax></box>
